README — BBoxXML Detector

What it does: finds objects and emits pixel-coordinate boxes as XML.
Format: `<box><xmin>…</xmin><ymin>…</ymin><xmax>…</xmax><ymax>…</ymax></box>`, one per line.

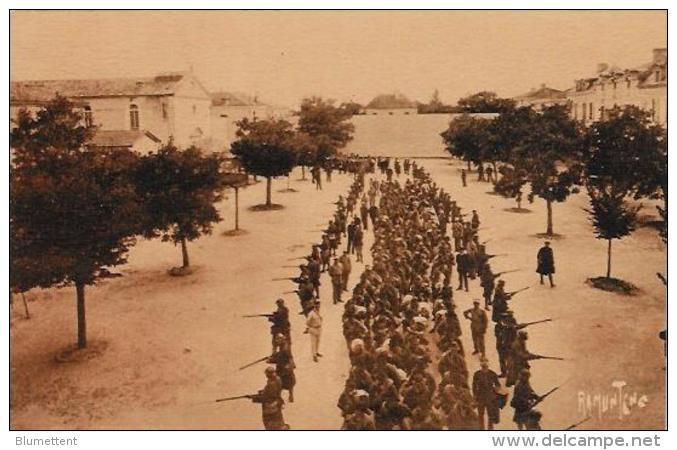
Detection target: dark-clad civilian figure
<box><xmin>536</xmin><ymin>241</ymin><xmax>555</xmax><ymax>287</ymax></box>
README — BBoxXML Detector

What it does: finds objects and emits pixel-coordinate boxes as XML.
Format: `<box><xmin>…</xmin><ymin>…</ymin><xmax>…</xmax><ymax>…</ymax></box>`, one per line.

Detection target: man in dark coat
<box><xmin>472</xmin><ymin>358</ymin><xmax>501</xmax><ymax>430</ymax></box>
<box><xmin>536</xmin><ymin>241</ymin><xmax>555</xmax><ymax>287</ymax></box>
<box><xmin>456</xmin><ymin>248</ymin><xmax>470</xmax><ymax>292</ymax></box>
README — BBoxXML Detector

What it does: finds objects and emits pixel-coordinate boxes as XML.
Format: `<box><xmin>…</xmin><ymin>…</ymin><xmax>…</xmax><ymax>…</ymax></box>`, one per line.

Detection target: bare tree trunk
<box><xmin>234</xmin><ymin>187</ymin><xmax>240</xmax><ymax>231</ymax></box>
<box><xmin>21</xmin><ymin>292</ymin><xmax>30</xmax><ymax>319</ymax></box>
<box><xmin>606</xmin><ymin>239</ymin><xmax>612</xmax><ymax>279</ymax></box>
<box><xmin>467</xmin><ymin>160</ymin><xmax>471</xmax><ymax>171</ymax></box>
<box><xmin>76</xmin><ymin>281</ymin><xmax>86</xmax><ymax>349</ymax></box>
<box><xmin>492</xmin><ymin>161</ymin><xmax>498</xmax><ymax>184</ymax></box>
<box><xmin>546</xmin><ymin>199</ymin><xmax>554</xmax><ymax>236</ymax></box>
<box><xmin>266</xmin><ymin>177</ymin><xmax>272</xmax><ymax>206</ymax></box>
<box><xmin>301</xmin><ymin>166</ymin><xmax>306</xmax><ymax>180</ymax></box>
<box><xmin>181</xmin><ymin>237</ymin><xmax>190</xmax><ymax>268</ymax></box>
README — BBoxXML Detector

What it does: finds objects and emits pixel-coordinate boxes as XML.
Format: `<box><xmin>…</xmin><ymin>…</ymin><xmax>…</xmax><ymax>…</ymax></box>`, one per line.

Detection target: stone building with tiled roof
<box><xmin>10</xmin><ymin>72</ymin><xmax>212</xmax><ymax>151</ymax></box>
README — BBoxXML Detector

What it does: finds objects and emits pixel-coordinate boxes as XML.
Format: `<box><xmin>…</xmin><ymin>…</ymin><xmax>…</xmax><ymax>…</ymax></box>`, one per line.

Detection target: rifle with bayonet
<box><xmin>531</xmin><ymin>354</ymin><xmax>565</xmax><ymax>361</ymax></box>
<box><xmin>282</xmin><ymin>290</ymin><xmax>300</xmax><ymax>295</ymax></box>
<box><xmin>215</xmin><ymin>394</ymin><xmax>256</xmax><ymax>403</ymax></box>
<box><xmin>565</xmin><ymin>417</ymin><xmax>591</xmax><ymax>430</ymax></box>
<box><xmin>242</xmin><ymin>313</ymin><xmax>273</xmax><ymax>319</ymax></box>
<box><xmin>271</xmin><ymin>276</ymin><xmax>305</xmax><ymax>283</ymax></box>
<box><xmin>518</xmin><ymin>318</ymin><xmax>553</xmax><ymax>328</ymax></box>
<box><xmin>238</xmin><ymin>356</ymin><xmax>270</xmax><ymax>371</ymax></box>
<box><xmin>507</xmin><ymin>286</ymin><xmax>531</xmax><ymax>297</ymax></box>
<box><xmin>530</xmin><ymin>386</ymin><xmax>560</xmax><ymax>408</ymax></box>
<box><xmin>496</xmin><ymin>268</ymin><xmax>521</xmax><ymax>277</ymax></box>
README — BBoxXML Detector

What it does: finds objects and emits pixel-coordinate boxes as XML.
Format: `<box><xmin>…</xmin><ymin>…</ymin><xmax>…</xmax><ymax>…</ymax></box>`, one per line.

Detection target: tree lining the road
<box><xmin>134</xmin><ymin>141</ymin><xmax>227</xmax><ymax>271</ymax></box>
<box><xmin>10</xmin><ymin>96</ymin><xmax>143</xmax><ymax>348</ymax></box>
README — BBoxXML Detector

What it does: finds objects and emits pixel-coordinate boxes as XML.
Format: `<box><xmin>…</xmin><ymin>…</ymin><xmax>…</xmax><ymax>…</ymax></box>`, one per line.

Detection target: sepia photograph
<box><xmin>6</xmin><ymin>7</ymin><xmax>669</xmax><ymax>438</ymax></box>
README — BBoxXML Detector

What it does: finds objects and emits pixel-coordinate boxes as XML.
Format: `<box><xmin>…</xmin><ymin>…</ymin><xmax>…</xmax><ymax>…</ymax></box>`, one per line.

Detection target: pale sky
<box><xmin>10</xmin><ymin>10</ymin><xmax>666</xmax><ymax>107</ymax></box>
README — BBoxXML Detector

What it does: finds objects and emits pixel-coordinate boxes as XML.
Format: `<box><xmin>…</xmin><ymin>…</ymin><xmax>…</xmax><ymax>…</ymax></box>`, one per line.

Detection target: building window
<box><xmin>655</xmin><ymin>71</ymin><xmax>660</xmax><ymax>82</ymax></box>
<box><xmin>589</xmin><ymin>103</ymin><xmax>594</xmax><ymax>120</ymax></box>
<box><xmin>84</xmin><ymin>106</ymin><xmax>93</xmax><ymax>128</ymax></box>
<box><xmin>129</xmin><ymin>104</ymin><xmax>140</xmax><ymax>130</ymax></box>
<box><xmin>161</xmin><ymin>102</ymin><xmax>168</xmax><ymax>120</ymax></box>
<box><xmin>626</xmin><ymin>79</ymin><xmax>631</xmax><ymax>89</ymax></box>
<box><xmin>573</xmin><ymin>103</ymin><xmax>578</xmax><ymax>120</ymax></box>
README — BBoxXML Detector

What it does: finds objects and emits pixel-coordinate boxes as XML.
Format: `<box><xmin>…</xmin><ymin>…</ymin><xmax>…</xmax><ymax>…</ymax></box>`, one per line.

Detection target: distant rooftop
<box><xmin>514</xmin><ymin>84</ymin><xmax>567</xmax><ymax>101</ymax></box>
<box><xmin>210</xmin><ymin>91</ymin><xmax>262</xmax><ymax>107</ymax></box>
<box><xmin>11</xmin><ymin>72</ymin><xmax>191</xmax><ymax>103</ymax></box>
<box><xmin>88</xmin><ymin>130</ymin><xmax>161</xmax><ymax>148</ymax></box>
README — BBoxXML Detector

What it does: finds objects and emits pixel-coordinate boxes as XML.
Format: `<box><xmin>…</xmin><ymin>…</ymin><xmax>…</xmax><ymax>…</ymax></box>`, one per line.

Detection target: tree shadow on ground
<box><xmin>249</xmin><ymin>204</ymin><xmax>284</xmax><ymax>212</ymax></box>
<box><xmin>586</xmin><ymin>277</ymin><xmax>639</xmax><ymax>296</ymax></box>
<box><xmin>55</xmin><ymin>340</ymin><xmax>109</xmax><ymax>364</ymax></box>
<box><xmin>531</xmin><ymin>233</ymin><xmax>565</xmax><ymax>240</ymax></box>
<box><xmin>223</xmin><ymin>229</ymin><xmax>248</xmax><ymax>237</ymax></box>
<box><xmin>504</xmin><ymin>207</ymin><xmax>533</xmax><ymax>214</ymax></box>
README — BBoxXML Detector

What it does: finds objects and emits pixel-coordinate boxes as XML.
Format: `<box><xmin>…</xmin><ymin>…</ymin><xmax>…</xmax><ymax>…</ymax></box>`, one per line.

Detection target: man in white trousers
<box><xmin>305</xmin><ymin>301</ymin><xmax>323</xmax><ymax>362</ymax></box>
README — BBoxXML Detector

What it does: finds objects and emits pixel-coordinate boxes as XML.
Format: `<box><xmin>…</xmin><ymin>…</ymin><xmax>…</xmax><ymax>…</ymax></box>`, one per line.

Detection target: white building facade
<box><xmin>568</xmin><ymin>48</ymin><xmax>667</xmax><ymax>125</ymax></box>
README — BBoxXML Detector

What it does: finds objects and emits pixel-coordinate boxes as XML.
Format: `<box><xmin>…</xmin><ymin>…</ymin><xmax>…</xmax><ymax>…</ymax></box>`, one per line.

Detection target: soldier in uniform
<box><xmin>251</xmin><ymin>366</ymin><xmax>288</xmax><ymax>430</ymax></box>
<box><xmin>353</xmin><ymin>221</ymin><xmax>364</xmax><ymax>263</ymax></box>
<box><xmin>268</xmin><ymin>334</ymin><xmax>296</xmax><ymax>402</ymax></box>
<box><xmin>329</xmin><ymin>257</ymin><xmax>344</xmax><ymax>304</ymax></box>
<box><xmin>346</xmin><ymin>220</ymin><xmax>356</xmax><ymax>254</ymax></box>
<box><xmin>463</xmin><ymin>300</ymin><xmax>488</xmax><ymax>356</ymax></box>
<box><xmin>506</xmin><ymin>331</ymin><xmax>538</xmax><ymax>387</ymax></box>
<box><xmin>461</xmin><ymin>168</ymin><xmax>467</xmax><ymax>187</ymax></box>
<box><xmin>511</xmin><ymin>369</ymin><xmax>541</xmax><ymax>430</ymax></box>
<box><xmin>492</xmin><ymin>280</ymin><xmax>509</xmax><ymax>322</ymax></box>
<box><xmin>472</xmin><ymin>358</ymin><xmax>501</xmax><ymax>430</ymax></box>
<box><xmin>340</xmin><ymin>251</ymin><xmax>352</xmax><ymax>292</ymax></box>
<box><xmin>471</xmin><ymin>210</ymin><xmax>480</xmax><ymax>231</ymax></box>
<box><xmin>342</xmin><ymin>390</ymin><xmax>376</xmax><ymax>430</ymax></box>
<box><xmin>360</xmin><ymin>198</ymin><xmax>369</xmax><ymax>231</ymax></box>
<box><xmin>456</xmin><ymin>248</ymin><xmax>470</xmax><ymax>292</ymax></box>
<box><xmin>269</xmin><ymin>298</ymin><xmax>291</xmax><ymax>351</ymax></box>
<box><xmin>479</xmin><ymin>263</ymin><xmax>497</xmax><ymax>310</ymax></box>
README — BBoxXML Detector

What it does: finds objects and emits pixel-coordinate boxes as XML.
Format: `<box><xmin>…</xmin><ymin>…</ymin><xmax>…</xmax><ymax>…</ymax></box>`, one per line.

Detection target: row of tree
<box><xmin>10</xmin><ymin>95</ymin><xmax>355</xmax><ymax>348</ymax></box>
<box><xmin>231</xmin><ymin>96</ymin><xmax>355</xmax><ymax>207</ymax></box>
<box><xmin>441</xmin><ymin>102</ymin><xmax>666</xmax><ymax>280</ymax></box>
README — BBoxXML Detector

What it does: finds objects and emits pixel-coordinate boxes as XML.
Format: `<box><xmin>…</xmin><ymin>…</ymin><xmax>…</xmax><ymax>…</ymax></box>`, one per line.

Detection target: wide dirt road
<box><xmin>10</xmin><ymin>159</ymin><xmax>665</xmax><ymax>430</ymax></box>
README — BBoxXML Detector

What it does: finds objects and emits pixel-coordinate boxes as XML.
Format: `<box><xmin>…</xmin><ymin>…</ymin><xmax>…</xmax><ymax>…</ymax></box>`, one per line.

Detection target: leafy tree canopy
<box><xmin>231</xmin><ymin>117</ymin><xmax>298</xmax><ymax>178</ymax></box>
<box><xmin>457</xmin><ymin>91</ymin><xmax>516</xmax><ymax>114</ymax></box>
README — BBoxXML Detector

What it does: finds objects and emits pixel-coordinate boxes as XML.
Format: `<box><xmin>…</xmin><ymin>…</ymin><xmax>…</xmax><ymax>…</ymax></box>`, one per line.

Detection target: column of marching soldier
<box><xmin>221</xmin><ymin>155</ymin><xmax>573</xmax><ymax>430</ymax></box>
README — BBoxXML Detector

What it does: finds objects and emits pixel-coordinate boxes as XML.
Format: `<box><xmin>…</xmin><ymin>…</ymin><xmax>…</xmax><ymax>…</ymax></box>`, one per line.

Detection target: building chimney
<box><xmin>653</xmin><ymin>48</ymin><xmax>667</xmax><ymax>65</ymax></box>
<box><xmin>597</xmin><ymin>63</ymin><xmax>609</xmax><ymax>73</ymax></box>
